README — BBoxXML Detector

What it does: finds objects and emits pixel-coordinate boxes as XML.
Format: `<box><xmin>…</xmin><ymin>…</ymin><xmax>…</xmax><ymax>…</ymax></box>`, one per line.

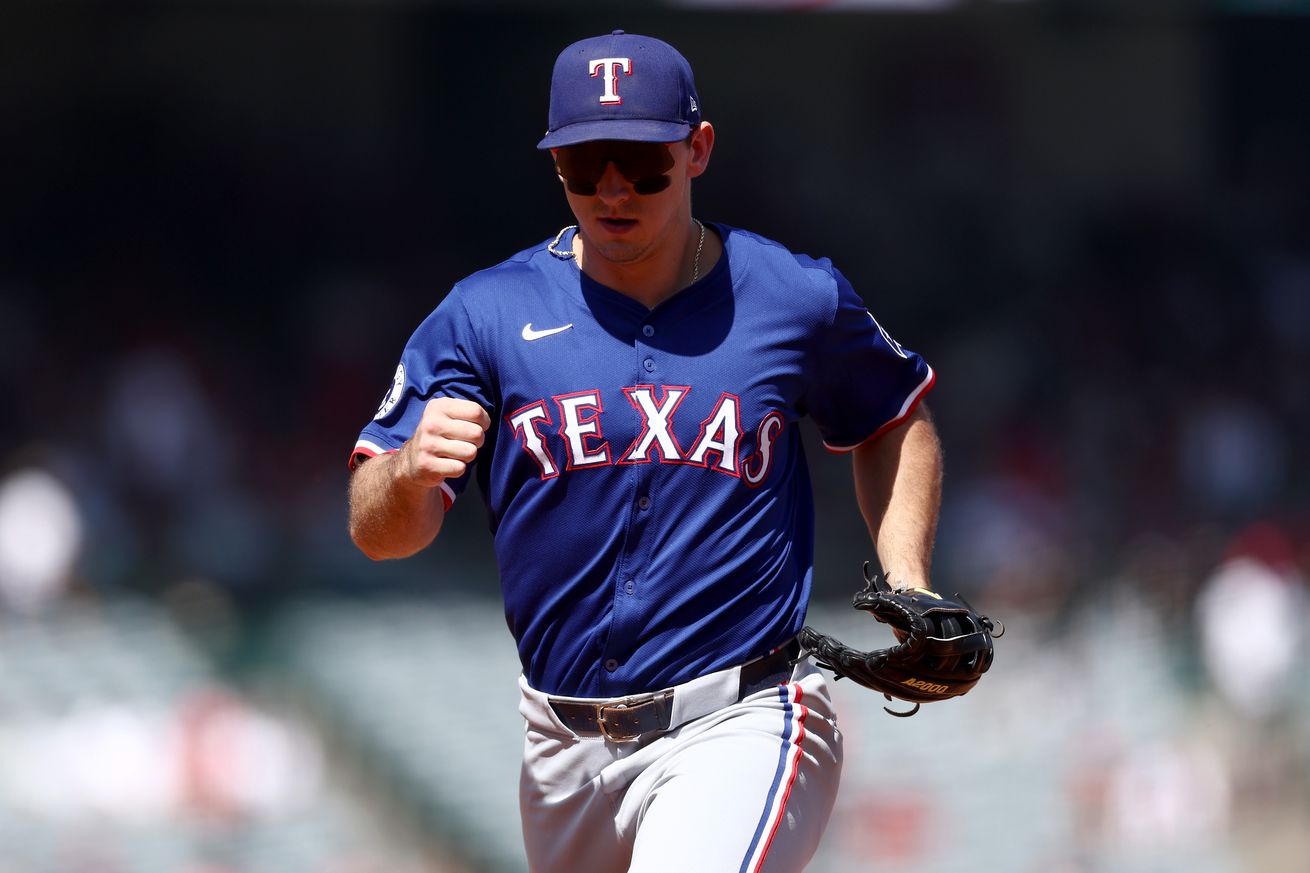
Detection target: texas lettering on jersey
<box><xmin>506</xmin><ymin>385</ymin><xmax>785</xmax><ymax>487</ymax></box>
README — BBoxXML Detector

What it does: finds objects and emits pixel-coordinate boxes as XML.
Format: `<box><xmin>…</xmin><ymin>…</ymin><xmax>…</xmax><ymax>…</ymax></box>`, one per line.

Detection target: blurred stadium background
<box><xmin>2</xmin><ymin>1</ymin><xmax>1309</xmax><ymax>871</ymax></box>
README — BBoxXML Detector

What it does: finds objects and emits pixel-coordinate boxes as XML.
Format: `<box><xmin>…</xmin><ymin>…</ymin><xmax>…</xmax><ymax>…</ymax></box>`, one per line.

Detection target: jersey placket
<box><xmin>596</xmin><ymin>315</ymin><xmax>663</xmax><ymax>696</ymax></box>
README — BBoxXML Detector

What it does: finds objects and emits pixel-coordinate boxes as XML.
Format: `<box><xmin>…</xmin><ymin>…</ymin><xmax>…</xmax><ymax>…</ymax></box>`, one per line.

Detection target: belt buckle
<box><xmin>597</xmin><ymin>696</ymin><xmax>646</xmax><ymax>743</ymax></box>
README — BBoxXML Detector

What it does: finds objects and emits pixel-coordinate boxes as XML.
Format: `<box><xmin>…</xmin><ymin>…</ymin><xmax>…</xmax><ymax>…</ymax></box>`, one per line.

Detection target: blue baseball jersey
<box><xmin>352</xmin><ymin>223</ymin><xmax>935</xmax><ymax>698</ymax></box>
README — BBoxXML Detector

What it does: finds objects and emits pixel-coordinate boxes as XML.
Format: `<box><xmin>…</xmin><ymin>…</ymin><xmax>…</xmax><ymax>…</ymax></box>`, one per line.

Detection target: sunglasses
<box><xmin>553</xmin><ymin>140</ymin><xmax>676</xmax><ymax>196</ymax></box>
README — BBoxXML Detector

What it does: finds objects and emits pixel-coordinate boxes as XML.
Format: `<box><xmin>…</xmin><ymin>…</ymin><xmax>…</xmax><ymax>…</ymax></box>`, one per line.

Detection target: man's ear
<box><xmin>687</xmin><ymin>122</ymin><xmax>715</xmax><ymax>179</ymax></box>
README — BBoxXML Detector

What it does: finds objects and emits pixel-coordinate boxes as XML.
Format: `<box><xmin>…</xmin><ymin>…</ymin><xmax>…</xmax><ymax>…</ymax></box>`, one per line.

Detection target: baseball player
<box><xmin>348</xmin><ymin>30</ymin><xmax>942</xmax><ymax>873</ymax></box>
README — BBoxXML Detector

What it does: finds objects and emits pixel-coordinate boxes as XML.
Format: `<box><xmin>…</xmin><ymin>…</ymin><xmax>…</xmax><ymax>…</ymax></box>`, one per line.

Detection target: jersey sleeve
<box><xmin>349</xmin><ymin>289</ymin><xmax>492</xmax><ymax>508</ymax></box>
<box><xmin>804</xmin><ymin>267</ymin><xmax>935</xmax><ymax>452</ymax></box>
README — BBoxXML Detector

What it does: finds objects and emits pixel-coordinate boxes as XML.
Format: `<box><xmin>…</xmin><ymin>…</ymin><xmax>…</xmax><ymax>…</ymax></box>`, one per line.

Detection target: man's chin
<box><xmin>582</xmin><ymin>236</ymin><xmax>647</xmax><ymax>267</ymax></box>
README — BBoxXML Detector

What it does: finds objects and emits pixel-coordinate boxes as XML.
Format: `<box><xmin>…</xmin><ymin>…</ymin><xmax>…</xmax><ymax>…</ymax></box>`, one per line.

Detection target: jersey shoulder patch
<box><xmin>373</xmin><ymin>362</ymin><xmax>406</xmax><ymax>420</ymax></box>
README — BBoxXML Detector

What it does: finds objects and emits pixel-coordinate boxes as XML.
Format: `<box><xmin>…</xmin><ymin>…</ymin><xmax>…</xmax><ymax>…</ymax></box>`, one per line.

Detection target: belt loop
<box><xmin>653</xmin><ymin>687</ymin><xmax>672</xmax><ymax>725</ymax></box>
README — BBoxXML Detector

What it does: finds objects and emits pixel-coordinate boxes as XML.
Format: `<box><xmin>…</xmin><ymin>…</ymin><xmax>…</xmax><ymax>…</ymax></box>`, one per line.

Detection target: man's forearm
<box><xmin>348</xmin><ymin>451</ymin><xmax>446</xmax><ymax>560</ymax></box>
<box><xmin>851</xmin><ymin>404</ymin><xmax>943</xmax><ymax>588</ymax></box>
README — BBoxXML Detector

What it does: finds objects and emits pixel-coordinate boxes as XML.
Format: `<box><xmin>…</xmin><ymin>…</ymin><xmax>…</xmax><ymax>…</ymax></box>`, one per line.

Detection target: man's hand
<box><xmin>349</xmin><ymin>397</ymin><xmax>490</xmax><ymax>560</ymax></box>
<box><xmin>399</xmin><ymin>397</ymin><xmax>491</xmax><ymax>488</ymax></box>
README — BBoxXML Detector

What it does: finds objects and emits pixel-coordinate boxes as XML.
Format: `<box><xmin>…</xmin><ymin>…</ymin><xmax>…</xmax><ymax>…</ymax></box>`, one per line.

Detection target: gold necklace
<box><xmin>692</xmin><ymin>218</ymin><xmax>706</xmax><ymax>283</ymax></box>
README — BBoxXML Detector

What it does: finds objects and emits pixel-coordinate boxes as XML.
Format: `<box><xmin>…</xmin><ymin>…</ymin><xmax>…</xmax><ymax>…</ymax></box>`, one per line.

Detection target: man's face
<box><xmin>552</xmin><ymin>128</ymin><xmax>711</xmax><ymax>269</ymax></box>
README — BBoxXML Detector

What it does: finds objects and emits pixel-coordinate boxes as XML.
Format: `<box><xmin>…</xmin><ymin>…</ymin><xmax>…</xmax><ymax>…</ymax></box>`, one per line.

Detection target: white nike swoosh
<box><xmin>522</xmin><ymin>323</ymin><xmax>574</xmax><ymax>341</ymax></box>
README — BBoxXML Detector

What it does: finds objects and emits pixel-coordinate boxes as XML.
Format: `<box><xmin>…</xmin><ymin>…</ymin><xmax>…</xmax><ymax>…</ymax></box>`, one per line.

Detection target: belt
<box><xmin>548</xmin><ymin>639</ymin><xmax>800</xmax><ymax>743</ymax></box>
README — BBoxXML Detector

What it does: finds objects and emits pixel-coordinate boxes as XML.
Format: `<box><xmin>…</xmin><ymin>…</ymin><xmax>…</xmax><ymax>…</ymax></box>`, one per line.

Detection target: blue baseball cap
<box><xmin>537</xmin><ymin>30</ymin><xmax>702</xmax><ymax>150</ymax></box>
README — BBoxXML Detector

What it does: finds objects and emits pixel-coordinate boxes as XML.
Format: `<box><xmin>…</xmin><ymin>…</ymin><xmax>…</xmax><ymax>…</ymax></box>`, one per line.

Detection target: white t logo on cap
<box><xmin>589</xmin><ymin>57</ymin><xmax>632</xmax><ymax>105</ymax></box>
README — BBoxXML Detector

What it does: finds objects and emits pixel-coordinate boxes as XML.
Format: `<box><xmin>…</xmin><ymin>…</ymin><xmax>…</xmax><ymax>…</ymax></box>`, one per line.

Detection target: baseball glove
<box><xmin>798</xmin><ymin>563</ymin><xmax>1001</xmax><ymax>717</ymax></box>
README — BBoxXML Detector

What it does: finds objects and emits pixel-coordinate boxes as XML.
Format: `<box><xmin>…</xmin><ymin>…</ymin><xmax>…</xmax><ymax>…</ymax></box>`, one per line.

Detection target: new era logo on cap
<box><xmin>537</xmin><ymin>30</ymin><xmax>702</xmax><ymax>150</ymax></box>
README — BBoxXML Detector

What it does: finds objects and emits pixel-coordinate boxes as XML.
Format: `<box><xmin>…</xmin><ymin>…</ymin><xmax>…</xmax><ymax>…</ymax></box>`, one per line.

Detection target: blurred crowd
<box><xmin>1</xmin><ymin>11</ymin><xmax>1305</xmax><ymax>617</ymax></box>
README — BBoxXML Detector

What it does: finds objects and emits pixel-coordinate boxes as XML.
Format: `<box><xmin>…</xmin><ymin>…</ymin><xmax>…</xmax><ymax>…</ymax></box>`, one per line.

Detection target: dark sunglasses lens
<box><xmin>610</xmin><ymin>142</ymin><xmax>675</xmax><ymax>180</ymax></box>
<box><xmin>556</xmin><ymin>141</ymin><xmax>674</xmax><ymax>196</ymax></box>
<box><xmin>555</xmin><ymin>143</ymin><xmax>607</xmax><ymax>190</ymax></box>
<box><xmin>563</xmin><ymin>178</ymin><xmax>599</xmax><ymax>196</ymax></box>
<box><xmin>632</xmin><ymin>175</ymin><xmax>672</xmax><ymax>195</ymax></box>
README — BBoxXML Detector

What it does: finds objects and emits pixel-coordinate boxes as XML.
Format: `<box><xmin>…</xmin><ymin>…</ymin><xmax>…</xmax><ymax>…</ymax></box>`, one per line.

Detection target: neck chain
<box><xmin>547</xmin><ymin>224</ymin><xmax>577</xmax><ymax>259</ymax></box>
<box><xmin>547</xmin><ymin>219</ymin><xmax>707</xmax><ymax>284</ymax></box>
<box><xmin>691</xmin><ymin>218</ymin><xmax>706</xmax><ymax>283</ymax></box>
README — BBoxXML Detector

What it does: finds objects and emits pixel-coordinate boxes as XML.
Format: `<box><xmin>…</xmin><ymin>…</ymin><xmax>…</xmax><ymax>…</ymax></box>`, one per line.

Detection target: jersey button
<box><xmin>642</xmin><ymin>358</ymin><xmax>655</xmax><ymax>372</ymax></box>
<box><xmin>642</xmin><ymin>325</ymin><xmax>655</xmax><ymax>338</ymax></box>
<box><xmin>604</xmin><ymin>658</ymin><xmax>619</xmax><ymax>672</ymax></box>
<box><xmin>637</xmin><ymin>496</ymin><xmax>651</xmax><ymax>511</ymax></box>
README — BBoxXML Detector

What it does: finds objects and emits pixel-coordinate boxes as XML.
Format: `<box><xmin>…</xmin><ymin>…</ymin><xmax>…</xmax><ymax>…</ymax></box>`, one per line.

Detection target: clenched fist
<box><xmin>399</xmin><ymin>397</ymin><xmax>491</xmax><ymax>488</ymax></box>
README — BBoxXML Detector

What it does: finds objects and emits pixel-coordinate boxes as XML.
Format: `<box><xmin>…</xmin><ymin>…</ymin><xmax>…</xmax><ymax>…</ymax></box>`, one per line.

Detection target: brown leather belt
<box><xmin>548</xmin><ymin>639</ymin><xmax>799</xmax><ymax>742</ymax></box>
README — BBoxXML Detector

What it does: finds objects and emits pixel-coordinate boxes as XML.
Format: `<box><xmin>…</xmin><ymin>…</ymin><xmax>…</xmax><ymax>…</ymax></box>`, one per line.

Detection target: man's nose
<box><xmin>595</xmin><ymin>162</ymin><xmax>632</xmax><ymax>203</ymax></box>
